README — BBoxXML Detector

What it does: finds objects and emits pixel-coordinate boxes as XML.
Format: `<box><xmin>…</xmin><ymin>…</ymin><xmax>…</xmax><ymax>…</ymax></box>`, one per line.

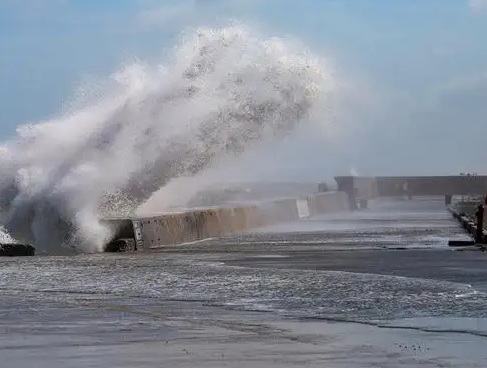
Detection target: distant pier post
<box><xmin>404</xmin><ymin>181</ymin><xmax>412</xmax><ymax>200</ymax></box>
<box><xmin>349</xmin><ymin>188</ymin><xmax>359</xmax><ymax>210</ymax></box>
<box><xmin>335</xmin><ymin>176</ymin><xmax>358</xmax><ymax>210</ymax></box>
<box><xmin>475</xmin><ymin>204</ymin><xmax>484</xmax><ymax>244</ymax></box>
<box><xmin>444</xmin><ymin>194</ymin><xmax>452</xmax><ymax>206</ymax></box>
<box><xmin>359</xmin><ymin>199</ymin><xmax>368</xmax><ymax>209</ymax></box>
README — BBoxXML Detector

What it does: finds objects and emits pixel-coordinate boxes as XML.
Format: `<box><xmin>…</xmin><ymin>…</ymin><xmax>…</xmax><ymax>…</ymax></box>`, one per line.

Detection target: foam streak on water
<box><xmin>1</xmin><ymin>254</ymin><xmax>486</xmax><ymax>333</ymax></box>
<box><xmin>0</xmin><ymin>25</ymin><xmax>330</xmax><ymax>253</ymax></box>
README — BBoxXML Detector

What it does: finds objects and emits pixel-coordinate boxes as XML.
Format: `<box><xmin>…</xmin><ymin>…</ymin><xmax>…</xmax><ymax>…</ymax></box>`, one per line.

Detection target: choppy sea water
<box><xmin>1</xmin><ymin>196</ymin><xmax>486</xmax><ymax>366</ymax></box>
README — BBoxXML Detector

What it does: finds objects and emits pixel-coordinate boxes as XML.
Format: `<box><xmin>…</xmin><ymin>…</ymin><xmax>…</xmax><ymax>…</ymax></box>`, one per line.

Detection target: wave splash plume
<box><xmin>0</xmin><ymin>25</ymin><xmax>332</xmax><ymax>253</ymax></box>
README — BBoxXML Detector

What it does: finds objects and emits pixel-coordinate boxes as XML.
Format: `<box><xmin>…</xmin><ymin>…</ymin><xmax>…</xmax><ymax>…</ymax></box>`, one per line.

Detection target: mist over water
<box><xmin>0</xmin><ymin>25</ymin><xmax>332</xmax><ymax>253</ymax></box>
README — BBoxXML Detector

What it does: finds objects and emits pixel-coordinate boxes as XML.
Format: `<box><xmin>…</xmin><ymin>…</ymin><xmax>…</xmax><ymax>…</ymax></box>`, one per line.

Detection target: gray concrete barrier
<box><xmin>307</xmin><ymin>191</ymin><xmax>350</xmax><ymax>216</ymax></box>
<box><xmin>105</xmin><ymin>190</ymin><xmax>351</xmax><ymax>250</ymax></box>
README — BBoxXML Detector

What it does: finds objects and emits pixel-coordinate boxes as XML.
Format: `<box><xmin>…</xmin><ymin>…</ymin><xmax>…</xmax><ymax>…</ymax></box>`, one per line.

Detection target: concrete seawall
<box><xmin>107</xmin><ymin>191</ymin><xmax>351</xmax><ymax>250</ymax></box>
<box><xmin>335</xmin><ymin>175</ymin><xmax>487</xmax><ymax>200</ymax></box>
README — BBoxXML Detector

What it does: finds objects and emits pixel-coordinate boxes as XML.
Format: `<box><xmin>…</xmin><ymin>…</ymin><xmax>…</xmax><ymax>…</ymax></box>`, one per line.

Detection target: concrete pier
<box><xmin>103</xmin><ymin>191</ymin><xmax>351</xmax><ymax>251</ymax></box>
<box><xmin>102</xmin><ymin>175</ymin><xmax>487</xmax><ymax>252</ymax></box>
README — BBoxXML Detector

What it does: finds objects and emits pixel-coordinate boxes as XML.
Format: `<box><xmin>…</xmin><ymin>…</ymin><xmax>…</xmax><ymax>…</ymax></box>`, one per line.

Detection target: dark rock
<box><xmin>104</xmin><ymin>238</ymin><xmax>136</xmax><ymax>253</ymax></box>
<box><xmin>448</xmin><ymin>240</ymin><xmax>475</xmax><ymax>247</ymax></box>
<box><xmin>0</xmin><ymin>243</ymin><xmax>36</xmax><ymax>257</ymax></box>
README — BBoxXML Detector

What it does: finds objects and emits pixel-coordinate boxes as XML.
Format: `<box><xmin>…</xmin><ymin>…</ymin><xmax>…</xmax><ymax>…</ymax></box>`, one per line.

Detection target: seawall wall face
<box><xmin>334</xmin><ymin>175</ymin><xmax>487</xmax><ymax>198</ymax></box>
<box><xmin>376</xmin><ymin>176</ymin><xmax>487</xmax><ymax>196</ymax></box>
<box><xmin>128</xmin><ymin>191</ymin><xmax>351</xmax><ymax>249</ymax></box>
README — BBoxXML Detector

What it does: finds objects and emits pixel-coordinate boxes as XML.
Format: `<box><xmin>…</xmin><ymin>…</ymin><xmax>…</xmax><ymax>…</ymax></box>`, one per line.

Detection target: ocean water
<box><xmin>0</xmin><ymin>197</ymin><xmax>486</xmax><ymax>367</ymax></box>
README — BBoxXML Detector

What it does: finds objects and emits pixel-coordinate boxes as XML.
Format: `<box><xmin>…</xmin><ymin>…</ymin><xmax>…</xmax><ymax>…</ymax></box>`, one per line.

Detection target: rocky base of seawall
<box><xmin>0</xmin><ymin>243</ymin><xmax>36</xmax><ymax>257</ymax></box>
<box><xmin>447</xmin><ymin>205</ymin><xmax>487</xmax><ymax>250</ymax></box>
<box><xmin>104</xmin><ymin>238</ymin><xmax>136</xmax><ymax>253</ymax></box>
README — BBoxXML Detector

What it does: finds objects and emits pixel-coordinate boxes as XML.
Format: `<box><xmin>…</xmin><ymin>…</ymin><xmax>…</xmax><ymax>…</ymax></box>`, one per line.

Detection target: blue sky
<box><xmin>1</xmin><ymin>0</ymin><xmax>486</xmax><ymax>175</ymax></box>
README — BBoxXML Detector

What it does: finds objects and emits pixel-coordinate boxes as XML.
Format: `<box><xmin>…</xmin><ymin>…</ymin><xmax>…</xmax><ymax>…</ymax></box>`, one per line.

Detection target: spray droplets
<box><xmin>0</xmin><ymin>25</ymin><xmax>333</xmax><ymax>253</ymax></box>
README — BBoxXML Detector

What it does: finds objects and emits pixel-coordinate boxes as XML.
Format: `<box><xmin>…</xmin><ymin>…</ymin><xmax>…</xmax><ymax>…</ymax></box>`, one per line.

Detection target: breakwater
<box><xmin>447</xmin><ymin>200</ymin><xmax>487</xmax><ymax>248</ymax></box>
<box><xmin>105</xmin><ymin>191</ymin><xmax>350</xmax><ymax>251</ymax></box>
